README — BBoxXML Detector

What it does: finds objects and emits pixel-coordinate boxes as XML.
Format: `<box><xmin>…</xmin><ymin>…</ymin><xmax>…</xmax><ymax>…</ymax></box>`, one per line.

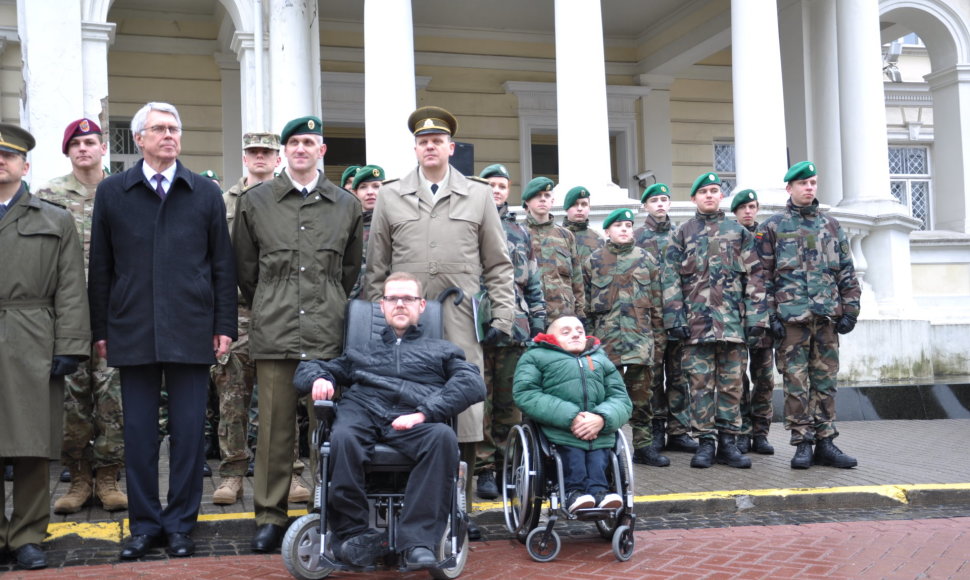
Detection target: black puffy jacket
<box><xmin>293</xmin><ymin>324</ymin><xmax>485</xmax><ymax>423</ymax></box>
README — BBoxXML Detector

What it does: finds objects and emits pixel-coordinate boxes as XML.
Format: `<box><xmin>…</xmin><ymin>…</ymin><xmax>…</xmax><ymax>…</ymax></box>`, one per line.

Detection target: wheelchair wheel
<box><xmin>611</xmin><ymin>524</ymin><xmax>635</xmax><ymax>562</ymax></box>
<box><xmin>525</xmin><ymin>527</ymin><xmax>561</xmax><ymax>563</ymax></box>
<box><xmin>429</xmin><ymin>520</ymin><xmax>469</xmax><ymax>579</ymax></box>
<box><xmin>281</xmin><ymin>513</ymin><xmax>334</xmax><ymax>580</ymax></box>
<box><xmin>502</xmin><ymin>423</ymin><xmax>542</xmax><ymax>541</ymax></box>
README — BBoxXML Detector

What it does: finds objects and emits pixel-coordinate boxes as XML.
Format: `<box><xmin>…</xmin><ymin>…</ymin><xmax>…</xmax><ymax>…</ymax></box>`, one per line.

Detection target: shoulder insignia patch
<box><xmin>381</xmin><ymin>178</ymin><xmax>400</xmax><ymax>185</ymax></box>
<box><xmin>468</xmin><ymin>176</ymin><xmax>490</xmax><ymax>184</ymax></box>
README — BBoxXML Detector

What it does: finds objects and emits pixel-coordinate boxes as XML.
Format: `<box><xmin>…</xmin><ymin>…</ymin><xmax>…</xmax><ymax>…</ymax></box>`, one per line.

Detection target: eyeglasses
<box><xmin>382</xmin><ymin>295</ymin><xmax>422</xmax><ymax>305</ymax></box>
<box><xmin>145</xmin><ymin>125</ymin><xmax>182</xmax><ymax>136</ymax></box>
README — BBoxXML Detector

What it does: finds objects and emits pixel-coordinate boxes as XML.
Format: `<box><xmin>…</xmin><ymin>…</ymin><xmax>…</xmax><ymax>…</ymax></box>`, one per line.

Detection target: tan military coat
<box><xmin>0</xmin><ymin>190</ymin><xmax>89</xmax><ymax>457</ymax></box>
<box><xmin>365</xmin><ymin>165</ymin><xmax>515</xmax><ymax>442</ymax></box>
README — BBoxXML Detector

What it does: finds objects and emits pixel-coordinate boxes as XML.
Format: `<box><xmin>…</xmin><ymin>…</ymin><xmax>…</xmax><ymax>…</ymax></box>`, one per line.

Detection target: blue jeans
<box><xmin>557</xmin><ymin>445</ymin><xmax>610</xmax><ymax>495</ymax></box>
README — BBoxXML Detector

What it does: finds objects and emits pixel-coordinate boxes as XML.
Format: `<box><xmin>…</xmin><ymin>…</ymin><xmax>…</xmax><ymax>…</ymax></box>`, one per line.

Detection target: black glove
<box><xmin>745</xmin><ymin>326</ymin><xmax>765</xmax><ymax>348</ymax></box>
<box><xmin>667</xmin><ymin>326</ymin><xmax>690</xmax><ymax>341</ymax></box>
<box><xmin>529</xmin><ymin>319</ymin><xmax>546</xmax><ymax>340</ymax></box>
<box><xmin>769</xmin><ymin>315</ymin><xmax>786</xmax><ymax>340</ymax></box>
<box><xmin>483</xmin><ymin>325</ymin><xmax>511</xmax><ymax>346</ymax></box>
<box><xmin>50</xmin><ymin>355</ymin><xmax>80</xmax><ymax>377</ymax></box>
<box><xmin>836</xmin><ymin>314</ymin><xmax>857</xmax><ymax>335</ymax></box>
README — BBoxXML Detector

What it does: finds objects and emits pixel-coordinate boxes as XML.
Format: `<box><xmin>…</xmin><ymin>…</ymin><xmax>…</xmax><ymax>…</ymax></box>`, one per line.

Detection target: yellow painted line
<box><xmin>46</xmin><ymin>521</ymin><xmax>122</xmax><ymax>543</ymax></box>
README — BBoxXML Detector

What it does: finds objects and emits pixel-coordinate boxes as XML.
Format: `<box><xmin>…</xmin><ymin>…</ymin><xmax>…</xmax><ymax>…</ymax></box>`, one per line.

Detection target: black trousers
<box><xmin>328</xmin><ymin>399</ymin><xmax>457</xmax><ymax>552</ymax></box>
<box><xmin>121</xmin><ymin>363</ymin><xmax>208</xmax><ymax>537</ymax></box>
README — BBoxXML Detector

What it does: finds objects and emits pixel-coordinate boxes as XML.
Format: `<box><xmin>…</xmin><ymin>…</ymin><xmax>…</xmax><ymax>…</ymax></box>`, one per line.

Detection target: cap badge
<box><xmin>809</xmin><ymin>164</ymin><xmax>815</xmax><ymax>172</ymax></box>
<box><xmin>79</xmin><ymin>120</ymin><xmax>90</xmax><ymax>132</ymax></box>
<box><xmin>307</xmin><ymin>119</ymin><xmax>315</xmax><ymax>130</ymax></box>
<box><xmin>708</xmin><ymin>174</ymin><xmax>716</xmax><ymax>181</ymax></box>
<box><xmin>661</xmin><ymin>185</ymin><xmax>667</xmax><ymax>192</ymax></box>
<box><xmin>372</xmin><ymin>168</ymin><xmax>380</xmax><ymax>177</ymax></box>
<box><xmin>423</xmin><ymin>119</ymin><xmax>434</xmax><ymax>128</ymax></box>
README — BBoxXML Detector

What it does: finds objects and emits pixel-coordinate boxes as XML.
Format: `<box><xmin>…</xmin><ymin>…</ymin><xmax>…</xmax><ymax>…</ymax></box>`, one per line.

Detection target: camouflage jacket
<box><xmin>633</xmin><ymin>214</ymin><xmax>673</xmax><ymax>259</ymax></box>
<box><xmin>348</xmin><ymin>210</ymin><xmax>373</xmax><ymax>300</ymax></box>
<box><xmin>562</xmin><ymin>217</ymin><xmax>605</xmax><ymax>267</ymax></box>
<box><xmin>756</xmin><ymin>199</ymin><xmax>861</xmax><ymax>324</ymax></box>
<box><xmin>742</xmin><ymin>221</ymin><xmax>773</xmax><ymax>349</ymax></box>
<box><xmin>663</xmin><ymin>209</ymin><xmax>768</xmax><ymax>344</ymax></box>
<box><xmin>584</xmin><ymin>241</ymin><xmax>664</xmax><ymax>366</ymax></box>
<box><xmin>526</xmin><ymin>214</ymin><xmax>586</xmax><ymax>320</ymax></box>
<box><xmin>34</xmin><ymin>172</ymin><xmax>101</xmax><ymax>269</ymax></box>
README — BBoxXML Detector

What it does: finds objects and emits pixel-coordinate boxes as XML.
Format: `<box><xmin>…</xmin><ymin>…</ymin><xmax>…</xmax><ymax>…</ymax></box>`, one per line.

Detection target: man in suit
<box><xmin>88</xmin><ymin>101</ymin><xmax>238</xmax><ymax>560</ymax></box>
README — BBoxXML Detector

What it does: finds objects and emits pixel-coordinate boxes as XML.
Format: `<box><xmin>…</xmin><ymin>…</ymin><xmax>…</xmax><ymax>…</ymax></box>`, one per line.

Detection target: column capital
<box><xmin>924</xmin><ymin>64</ymin><xmax>970</xmax><ymax>91</ymax></box>
<box><xmin>638</xmin><ymin>73</ymin><xmax>674</xmax><ymax>90</ymax></box>
<box><xmin>81</xmin><ymin>20</ymin><xmax>115</xmax><ymax>45</ymax></box>
<box><xmin>213</xmin><ymin>51</ymin><xmax>239</xmax><ymax>71</ymax></box>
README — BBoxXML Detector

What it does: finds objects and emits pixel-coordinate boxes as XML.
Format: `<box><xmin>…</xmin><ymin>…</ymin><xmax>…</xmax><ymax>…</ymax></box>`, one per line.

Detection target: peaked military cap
<box><xmin>242</xmin><ymin>132</ymin><xmax>280</xmax><ymax>151</ymax></box>
<box><xmin>563</xmin><ymin>186</ymin><xmax>590</xmax><ymax>210</ymax></box>
<box><xmin>280</xmin><ymin>115</ymin><xmax>323</xmax><ymax>144</ymax></box>
<box><xmin>352</xmin><ymin>164</ymin><xmax>385</xmax><ymax>190</ymax></box>
<box><xmin>640</xmin><ymin>182</ymin><xmax>670</xmax><ymax>203</ymax></box>
<box><xmin>408</xmin><ymin>106</ymin><xmax>458</xmax><ymax>137</ymax></box>
<box><xmin>480</xmin><ymin>163</ymin><xmax>510</xmax><ymax>180</ymax></box>
<box><xmin>603</xmin><ymin>208</ymin><xmax>636</xmax><ymax>229</ymax></box>
<box><xmin>521</xmin><ymin>176</ymin><xmax>555</xmax><ymax>205</ymax></box>
<box><xmin>784</xmin><ymin>161</ymin><xmax>817</xmax><ymax>183</ymax></box>
<box><xmin>341</xmin><ymin>165</ymin><xmax>362</xmax><ymax>187</ymax></box>
<box><xmin>730</xmin><ymin>189</ymin><xmax>758</xmax><ymax>213</ymax></box>
<box><xmin>690</xmin><ymin>172</ymin><xmax>721</xmax><ymax>197</ymax></box>
<box><xmin>0</xmin><ymin>123</ymin><xmax>36</xmax><ymax>156</ymax></box>
<box><xmin>200</xmin><ymin>169</ymin><xmax>220</xmax><ymax>181</ymax></box>
<box><xmin>62</xmin><ymin>118</ymin><xmax>102</xmax><ymax>155</ymax></box>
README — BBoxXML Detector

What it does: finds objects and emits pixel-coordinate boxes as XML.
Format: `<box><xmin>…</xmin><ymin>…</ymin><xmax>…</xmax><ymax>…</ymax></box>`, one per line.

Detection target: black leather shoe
<box><xmin>120</xmin><ymin>534</ymin><xmax>160</xmax><ymax>560</ymax></box>
<box><xmin>251</xmin><ymin>523</ymin><xmax>284</xmax><ymax>553</ymax></box>
<box><xmin>14</xmin><ymin>543</ymin><xmax>46</xmax><ymax>570</ymax></box>
<box><xmin>476</xmin><ymin>470</ymin><xmax>499</xmax><ymax>500</ymax></box>
<box><xmin>665</xmin><ymin>433</ymin><xmax>699</xmax><ymax>453</ymax></box>
<box><xmin>202</xmin><ymin>461</ymin><xmax>212</xmax><ymax>477</ymax></box>
<box><xmin>403</xmin><ymin>546</ymin><xmax>436</xmax><ymax>570</ymax></box>
<box><xmin>467</xmin><ymin>518</ymin><xmax>482</xmax><ymax>541</ymax></box>
<box><xmin>167</xmin><ymin>532</ymin><xmax>195</xmax><ymax>557</ymax></box>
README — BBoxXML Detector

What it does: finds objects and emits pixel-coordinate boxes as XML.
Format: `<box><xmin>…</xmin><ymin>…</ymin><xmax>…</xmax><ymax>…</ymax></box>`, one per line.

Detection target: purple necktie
<box><xmin>153</xmin><ymin>174</ymin><xmax>166</xmax><ymax>199</ymax></box>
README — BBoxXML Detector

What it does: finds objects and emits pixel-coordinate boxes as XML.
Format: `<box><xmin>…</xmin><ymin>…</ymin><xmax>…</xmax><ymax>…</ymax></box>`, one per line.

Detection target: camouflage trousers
<box><xmin>776</xmin><ymin>318</ymin><xmax>840</xmax><ymax>445</ymax></box>
<box><xmin>682</xmin><ymin>342</ymin><xmax>747</xmax><ymax>441</ymax></box>
<box><xmin>475</xmin><ymin>345</ymin><xmax>523</xmax><ymax>474</ymax></box>
<box><xmin>61</xmin><ymin>345</ymin><xmax>125</xmax><ymax>469</ymax></box>
<box><xmin>622</xmin><ymin>364</ymin><xmax>654</xmax><ymax>449</ymax></box>
<box><xmin>650</xmin><ymin>340</ymin><xmax>692</xmax><ymax>436</ymax></box>
<box><xmin>210</xmin><ymin>345</ymin><xmax>256</xmax><ymax>477</ymax></box>
<box><xmin>740</xmin><ymin>347</ymin><xmax>774</xmax><ymax>436</ymax></box>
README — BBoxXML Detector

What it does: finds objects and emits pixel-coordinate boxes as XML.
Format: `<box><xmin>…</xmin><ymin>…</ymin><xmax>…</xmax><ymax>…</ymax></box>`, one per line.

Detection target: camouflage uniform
<box><xmin>756</xmin><ymin>199</ymin><xmax>860</xmax><ymax>444</ymax></box>
<box><xmin>526</xmin><ymin>214</ymin><xmax>585</xmax><ymax>320</ymax></box>
<box><xmin>634</xmin><ymin>214</ymin><xmax>692</xmax><ymax>438</ymax></box>
<box><xmin>477</xmin><ymin>204</ymin><xmax>547</xmax><ymax>474</ymax></box>
<box><xmin>738</xmin><ymin>222</ymin><xmax>775</xmax><ymax>438</ymax></box>
<box><xmin>663</xmin><ymin>210</ymin><xmax>768</xmax><ymax>441</ymax></box>
<box><xmin>348</xmin><ymin>209</ymin><xmax>373</xmax><ymax>300</ymax></box>
<box><xmin>35</xmin><ymin>173</ymin><xmax>124</xmax><ymax>471</ymax></box>
<box><xmin>562</xmin><ymin>217</ymin><xmax>605</xmax><ymax>267</ymax></box>
<box><xmin>584</xmin><ymin>241</ymin><xmax>664</xmax><ymax>449</ymax></box>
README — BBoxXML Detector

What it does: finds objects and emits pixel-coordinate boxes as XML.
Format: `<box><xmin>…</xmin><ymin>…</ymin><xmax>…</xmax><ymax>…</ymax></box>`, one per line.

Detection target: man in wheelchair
<box><xmin>513</xmin><ymin>316</ymin><xmax>632</xmax><ymax>513</ymax></box>
<box><xmin>293</xmin><ymin>272</ymin><xmax>486</xmax><ymax>570</ymax></box>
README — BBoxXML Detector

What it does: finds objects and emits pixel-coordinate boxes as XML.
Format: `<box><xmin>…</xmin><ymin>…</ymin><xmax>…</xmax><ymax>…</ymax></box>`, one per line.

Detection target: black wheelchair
<box><xmin>281</xmin><ymin>290</ymin><xmax>471</xmax><ymax>579</ymax></box>
<box><xmin>501</xmin><ymin>417</ymin><xmax>636</xmax><ymax>562</ymax></box>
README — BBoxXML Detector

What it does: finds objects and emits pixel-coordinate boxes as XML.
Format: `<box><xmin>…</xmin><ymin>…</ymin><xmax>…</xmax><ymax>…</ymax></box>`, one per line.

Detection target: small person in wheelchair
<box><xmin>292</xmin><ymin>272</ymin><xmax>486</xmax><ymax>571</ymax></box>
<box><xmin>513</xmin><ymin>315</ymin><xmax>633</xmax><ymax>513</ymax></box>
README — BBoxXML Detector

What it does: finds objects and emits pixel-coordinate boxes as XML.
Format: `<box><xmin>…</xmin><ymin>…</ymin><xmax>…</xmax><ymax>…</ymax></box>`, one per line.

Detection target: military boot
<box><xmin>736</xmin><ymin>435</ymin><xmax>751</xmax><ymax>454</ymax></box>
<box><xmin>790</xmin><ymin>441</ymin><xmax>814</xmax><ymax>469</ymax></box>
<box><xmin>813</xmin><ymin>437</ymin><xmax>858</xmax><ymax>468</ymax></box>
<box><xmin>689</xmin><ymin>439</ymin><xmax>716</xmax><ymax>468</ymax></box>
<box><xmin>54</xmin><ymin>462</ymin><xmax>93</xmax><ymax>514</ymax></box>
<box><xmin>288</xmin><ymin>474</ymin><xmax>310</xmax><ymax>503</ymax></box>
<box><xmin>95</xmin><ymin>465</ymin><xmax>128</xmax><ymax>511</ymax></box>
<box><xmin>632</xmin><ymin>446</ymin><xmax>670</xmax><ymax>467</ymax></box>
<box><xmin>665</xmin><ymin>432</ymin><xmax>699</xmax><ymax>453</ymax></box>
<box><xmin>213</xmin><ymin>476</ymin><xmax>244</xmax><ymax>505</ymax></box>
<box><xmin>751</xmin><ymin>435</ymin><xmax>775</xmax><ymax>455</ymax></box>
<box><xmin>715</xmin><ymin>433</ymin><xmax>751</xmax><ymax>469</ymax></box>
<box><xmin>649</xmin><ymin>420</ymin><xmax>666</xmax><ymax>452</ymax></box>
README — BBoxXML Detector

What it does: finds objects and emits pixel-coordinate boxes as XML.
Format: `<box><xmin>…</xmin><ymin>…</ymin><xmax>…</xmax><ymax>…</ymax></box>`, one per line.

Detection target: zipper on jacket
<box><xmin>395</xmin><ymin>338</ymin><xmax>402</xmax><ymax>375</ymax></box>
<box><xmin>576</xmin><ymin>357</ymin><xmax>593</xmax><ymax>450</ymax></box>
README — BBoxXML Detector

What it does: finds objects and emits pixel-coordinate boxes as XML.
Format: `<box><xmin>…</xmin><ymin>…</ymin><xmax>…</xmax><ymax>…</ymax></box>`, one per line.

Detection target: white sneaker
<box><xmin>567</xmin><ymin>493</ymin><xmax>595</xmax><ymax>513</ymax></box>
<box><xmin>598</xmin><ymin>493</ymin><xmax>623</xmax><ymax>509</ymax></box>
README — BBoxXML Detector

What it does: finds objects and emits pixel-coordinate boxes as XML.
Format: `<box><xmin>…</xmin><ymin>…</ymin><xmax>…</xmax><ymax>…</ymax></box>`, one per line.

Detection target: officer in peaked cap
<box><xmin>408</xmin><ymin>106</ymin><xmax>458</xmax><ymax>137</ymax></box>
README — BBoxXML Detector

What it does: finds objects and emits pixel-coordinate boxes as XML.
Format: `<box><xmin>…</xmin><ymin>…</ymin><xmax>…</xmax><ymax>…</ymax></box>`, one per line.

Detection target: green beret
<box><xmin>280</xmin><ymin>115</ymin><xmax>323</xmax><ymax>144</ymax></box>
<box><xmin>521</xmin><ymin>176</ymin><xmax>555</xmax><ymax>204</ymax></box>
<box><xmin>603</xmin><ymin>208</ymin><xmax>636</xmax><ymax>229</ymax></box>
<box><xmin>730</xmin><ymin>189</ymin><xmax>758</xmax><ymax>213</ymax></box>
<box><xmin>784</xmin><ymin>161</ymin><xmax>817</xmax><ymax>183</ymax></box>
<box><xmin>563</xmin><ymin>186</ymin><xmax>590</xmax><ymax>210</ymax></box>
<box><xmin>640</xmin><ymin>183</ymin><xmax>670</xmax><ymax>203</ymax></box>
<box><xmin>341</xmin><ymin>165</ymin><xmax>361</xmax><ymax>186</ymax></box>
<box><xmin>480</xmin><ymin>163</ymin><xmax>510</xmax><ymax>180</ymax></box>
<box><xmin>0</xmin><ymin>123</ymin><xmax>35</xmax><ymax>156</ymax></box>
<box><xmin>200</xmin><ymin>169</ymin><xmax>220</xmax><ymax>181</ymax></box>
<box><xmin>352</xmin><ymin>164</ymin><xmax>385</xmax><ymax>190</ymax></box>
<box><xmin>690</xmin><ymin>172</ymin><xmax>721</xmax><ymax>197</ymax></box>
<box><xmin>408</xmin><ymin>106</ymin><xmax>458</xmax><ymax>137</ymax></box>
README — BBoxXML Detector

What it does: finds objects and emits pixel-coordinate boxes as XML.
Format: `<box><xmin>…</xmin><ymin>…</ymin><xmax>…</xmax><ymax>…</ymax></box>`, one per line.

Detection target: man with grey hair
<box><xmin>88</xmin><ymin>101</ymin><xmax>238</xmax><ymax>560</ymax></box>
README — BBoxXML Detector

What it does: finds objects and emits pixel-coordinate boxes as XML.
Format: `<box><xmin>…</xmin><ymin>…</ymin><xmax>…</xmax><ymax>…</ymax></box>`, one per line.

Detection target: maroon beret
<box><xmin>62</xmin><ymin>118</ymin><xmax>102</xmax><ymax>154</ymax></box>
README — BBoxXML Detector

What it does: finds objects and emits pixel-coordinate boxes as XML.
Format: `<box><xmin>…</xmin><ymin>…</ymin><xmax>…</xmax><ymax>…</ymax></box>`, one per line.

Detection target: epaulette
<box><xmin>381</xmin><ymin>178</ymin><xmax>400</xmax><ymax>185</ymax></box>
<box><xmin>468</xmin><ymin>176</ymin><xmax>490</xmax><ymax>184</ymax></box>
<box><xmin>39</xmin><ymin>197</ymin><xmax>67</xmax><ymax>210</ymax></box>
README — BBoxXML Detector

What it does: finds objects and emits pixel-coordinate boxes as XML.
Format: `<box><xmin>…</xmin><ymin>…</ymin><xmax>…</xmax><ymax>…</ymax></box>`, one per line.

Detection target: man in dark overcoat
<box><xmin>87</xmin><ymin>101</ymin><xmax>237</xmax><ymax>560</ymax></box>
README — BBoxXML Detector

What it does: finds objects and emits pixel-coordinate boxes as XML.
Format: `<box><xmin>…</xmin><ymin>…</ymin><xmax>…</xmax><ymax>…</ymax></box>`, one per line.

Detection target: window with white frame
<box><xmin>109</xmin><ymin>120</ymin><xmax>140</xmax><ymax>175</ymax></box>
<box><xmin>713</xmin><ymin>142</ymin><xmax>736</xmax><ymax>196</ymax></box>
<box><xmin>888</xmin><ymin>145</ymin><xmax>930</xmax><ymax>230</ymax></box>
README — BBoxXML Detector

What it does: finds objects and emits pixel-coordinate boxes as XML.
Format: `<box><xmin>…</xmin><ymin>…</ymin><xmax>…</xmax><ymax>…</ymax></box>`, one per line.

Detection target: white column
<box><xmin>364</xmin><ymin>0</ymin><xmax>416</xmax><ymax>180</ymax></box>
<box><xmin>232</xmin><ymin>31</ymin><xmax>271</xmax><ymax>133</ymax></box>
<box><xmin>18</xmin><ymin>0</ymin><xmax>84</xmax><ymax>182</ymax></box>
<box><xmin>80</xmin><ymin>22</ymin><xmax>115</xmax><ymax>128</ymax></box>
<box><xmin>268</xmin><ymin>0</ymin><xmax>318</xmax><ymax>135</ymax></box>
<box><xmin>730</xmin><ymin>0</ymin><xmax>789</xmax><ymax>206</ymax></box>
<box><xmin>215</xmin><ymin>51</ymin><xmax>242</xmax><ymax>187</ymax></box>
<box><xmin>805</xmin><ymin>0</ymin><xmax>843</xmax><ymax>206</ymax></box>
<box><xmin>925</xmin><ymin>66</ymin><xmax>970</xmax><ymax>233</ymax></box>
<box><xmin>553</xmin><ymin>0</ymin><xmax>626</xmax><ymax>203</ymax></box>
<box><xmin>639</xmin><ymin>74</ymin><xmax>673</xmax><ymax>187</ymax></box>
<box><xmin>835</xmin><ymin>0</ymin><xmax>901</xmax><ymax>213</ymax></box>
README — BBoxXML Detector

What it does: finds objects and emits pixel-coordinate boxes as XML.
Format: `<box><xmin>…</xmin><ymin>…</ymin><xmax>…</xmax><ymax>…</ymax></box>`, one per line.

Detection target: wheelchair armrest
<box><xmin>314</xmin><ymin>399</ymin><xmax>336</xmax><ymax>424</ymax></box>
